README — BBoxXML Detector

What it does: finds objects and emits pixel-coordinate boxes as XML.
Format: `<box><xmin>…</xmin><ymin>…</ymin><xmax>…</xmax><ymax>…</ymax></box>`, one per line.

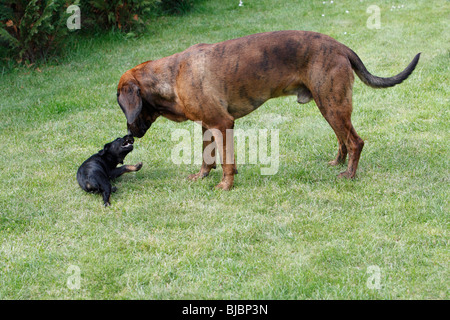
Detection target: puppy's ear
<box><xmin>99</xmin><ymin>143</ymin><xmax>111</xmax><ymax>156</ymax></box>
<box><xmin>117</xmin><ymin>82</ymin><xmax>142</xmax><ymax>126</ymax></box>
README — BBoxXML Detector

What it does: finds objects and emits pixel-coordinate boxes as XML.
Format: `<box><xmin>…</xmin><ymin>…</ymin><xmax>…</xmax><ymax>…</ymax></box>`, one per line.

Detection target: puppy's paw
<box><xmin>135</xmin><ymin>162</ymin><xmax>143</xmax><ymax>171</ymax></box>
<box><xmin>104</xmin><ymin>201</ymin><xmax>111</xmax><ymax>207</ymax></box>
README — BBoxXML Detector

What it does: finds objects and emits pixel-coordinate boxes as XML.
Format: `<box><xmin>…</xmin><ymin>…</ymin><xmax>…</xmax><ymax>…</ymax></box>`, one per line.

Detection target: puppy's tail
<box><xmin>346</xmin><ymin>49</ymin><xmax>421</xmax><ymax>88</ymax></box>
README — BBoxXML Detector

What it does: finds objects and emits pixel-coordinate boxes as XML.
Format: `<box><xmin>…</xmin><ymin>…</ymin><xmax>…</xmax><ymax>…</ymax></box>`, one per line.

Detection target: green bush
<box><xmin>159</xmin><ymin>0</ymin><xmax>200</xmax><ymax>15</ymax></box>
<box><xmin>81</xmin><ymin>0</ymin><xmax>157</xmax><ymax>32</ymax></box>
<box><xmin>0</xmin><ymin>0</ymin><xmax>71</xmax><ymax>63</ymax></box>
<box><xmin>0</xmin><ymin>0</ymin><xmax>203</xmax><ymax>64</ymax></box>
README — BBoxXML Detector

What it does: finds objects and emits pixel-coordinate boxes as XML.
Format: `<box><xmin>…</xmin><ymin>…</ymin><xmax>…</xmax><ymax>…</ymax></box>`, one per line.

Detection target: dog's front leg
<box><xmin>109</xmin><ymin>162</ymin><xmax>143</xmax><ymax>180</ymax></box>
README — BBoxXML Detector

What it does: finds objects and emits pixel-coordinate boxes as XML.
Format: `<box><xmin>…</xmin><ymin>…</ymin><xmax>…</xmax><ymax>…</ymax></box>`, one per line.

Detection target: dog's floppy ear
<box><xmin>98</xmin><ymin>142</ymin><xmax>111</xmax><ymax>156</ymax></box>
<box><xmin>117</xmin><ymin>81</ymin><xmax>142</xmax><ymax>125</ymax></box>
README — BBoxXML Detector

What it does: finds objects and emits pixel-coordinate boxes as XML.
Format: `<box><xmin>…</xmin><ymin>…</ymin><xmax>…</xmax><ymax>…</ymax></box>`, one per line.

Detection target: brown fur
<box><xmin>117</xmin><ymin>31</ymin><xmax>420</xmax><ymax>190</ymax></box>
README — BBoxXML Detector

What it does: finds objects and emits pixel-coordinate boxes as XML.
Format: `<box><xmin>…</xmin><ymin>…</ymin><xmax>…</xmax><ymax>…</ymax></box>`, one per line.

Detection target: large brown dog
<box><xmin>117</xmin><ymin>31</ymin><xmax>420</xmax><ymax>190</ymax></box>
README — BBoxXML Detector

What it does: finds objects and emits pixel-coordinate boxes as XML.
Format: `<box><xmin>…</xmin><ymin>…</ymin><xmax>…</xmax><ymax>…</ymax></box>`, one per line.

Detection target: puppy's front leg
<box><xmin>109</xmin><ymin>162</ymin><xmax>143</xmax><ymax>180</ymax></box>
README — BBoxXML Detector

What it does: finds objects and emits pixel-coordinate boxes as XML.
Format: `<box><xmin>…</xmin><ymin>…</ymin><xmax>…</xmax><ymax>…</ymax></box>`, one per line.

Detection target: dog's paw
<box><xmin>328</xmin><ymin>160</ymin><xmax>340</xmax><ymax>166</ymax></box>
<box><xmin>188</xmin><ymin>171</ymin><xmax>209</xmax><ymax>181</ymax></box>
<box><xmin>329</xmin><ymin>158</ymin><xmax>347</xmax><ymax>166</ymax></box>
<box><xmin>135</xmin><ymin>162</ymin><xmax>143</xmax><ymax>171</ymax></box>
<box><xmin>215</xmin><ymin>181</ymin><xmax>233</xmax><ymax>191</ymax></box>
<box><xmin>337</xmin><ymin>171</ymin><xmax>354</xmax><ymax>179</ymax></box>
<box><xmin>104</xmin><ymin>201</ymin><xmax>111</xmax><ymax>207</ymax></box>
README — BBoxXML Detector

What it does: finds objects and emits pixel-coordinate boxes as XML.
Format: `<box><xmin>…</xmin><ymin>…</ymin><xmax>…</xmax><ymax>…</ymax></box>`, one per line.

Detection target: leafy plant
<box><xmin>0</xmin><ymin>0</ymin><xmax>204</xmax><ymax>65</ymax></box>
<box><xmin>0</xmin><ymin>0</ymin><xmax>72</xmax><ymax>63</ymax></box>
<box><xmin>82</xmin><ymin>0</ymin><xmax>156</xmax><ymax>32</ymax></box>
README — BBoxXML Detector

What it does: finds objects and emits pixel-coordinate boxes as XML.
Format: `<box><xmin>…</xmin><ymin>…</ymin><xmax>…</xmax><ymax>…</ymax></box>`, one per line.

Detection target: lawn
<box><xmin>0</xmin><ymin>0</ymin><xmax>448</xmax><ymax>299</ymax></box>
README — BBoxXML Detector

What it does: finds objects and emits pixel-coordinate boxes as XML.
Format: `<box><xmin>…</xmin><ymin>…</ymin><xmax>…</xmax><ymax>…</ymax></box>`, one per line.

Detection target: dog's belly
<box><xmin>220</xmin><ymin>67</ymin><xmax>308</xmax><ymax>119</ymax></box>
<box><xmin>226</xmin><ymin>83</ymin><xmax>312</xmax><ymax>119</ymax></box>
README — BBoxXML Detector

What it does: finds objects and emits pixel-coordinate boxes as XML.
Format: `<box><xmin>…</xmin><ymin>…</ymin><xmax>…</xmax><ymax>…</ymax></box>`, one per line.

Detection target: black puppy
<box><xmin>77</xmin><ymin>135</ymin><xmax>143</xmax><ymax>206</ymax></box>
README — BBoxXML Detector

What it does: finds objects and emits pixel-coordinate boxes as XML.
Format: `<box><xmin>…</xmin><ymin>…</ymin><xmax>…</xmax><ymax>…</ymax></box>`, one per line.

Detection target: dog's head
<box><xmin>117</xmin><ymin>71</ymin><xmax>155</xmax><ymax>138</ymax></box>
<box><xmin>99</xmin><ymin>135</ymin><xmax>134</xmax><ymax>164</ymax></box>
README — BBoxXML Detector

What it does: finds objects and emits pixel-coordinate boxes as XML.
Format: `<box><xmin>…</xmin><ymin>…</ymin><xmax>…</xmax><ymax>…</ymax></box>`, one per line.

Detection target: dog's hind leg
<box><xmin>91</xmin><ymin>176</ymin><xmax>113</xmax><ymax>206</ymax></box>
<box><xmin>94</xmin><ymin>175</ymin><xmax>114</xmax><ymax>206</ymax></box>
<box><xmin>320</xmin><ymin>108</ymin><xmax>363</xmax><ymax>178</ymax></box>
<box><xmin>328</xmin><ymin>135</ymin><xmax>348</xmax><ymax>166</ymax></box>
<box><xmin>310</xmin><ymin>58</ymin><xmax>364</xmax><ymax>178</ymax></box>
<box><xmin>84</xmin><ymin>181</ymin><xmax>99</xmax><ymax>193</ymax></box>
<box><xmin>102</xmin><ymin>185</ymin><xmax>112</xmax><ymax>207</ymax></box>
<box><xmin>327</xmin><ymin>115</ymin><xmax>364</xmax><ymax>178</ymax></box>
<box><xmin>188</xmin><ymin>126</ymin><xmax>217</xmax><ymax>181</ymax></box>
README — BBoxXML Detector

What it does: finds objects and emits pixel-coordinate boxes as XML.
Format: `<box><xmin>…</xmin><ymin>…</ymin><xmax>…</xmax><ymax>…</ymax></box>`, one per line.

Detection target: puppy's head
<box><xmin>99</xmin><ymin>135</ymin><xmax>135</xmax><ymax>164</ymax></box>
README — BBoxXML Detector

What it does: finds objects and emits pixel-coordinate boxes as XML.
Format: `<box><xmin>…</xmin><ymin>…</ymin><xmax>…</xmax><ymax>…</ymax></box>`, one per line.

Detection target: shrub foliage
<box><xmin>0</xmin><ymin>0</ymin><xmax>71</xmax><ymax>63</ymax></box>
<box><xmin>81</xmin><ymin>0</ymin><xmax>156</xmax><ymax>31</ymax></box>
<box><xmin>0</xmin><ymin>0</ymin><xmax>202</xmax><ymax>64</ymax></box>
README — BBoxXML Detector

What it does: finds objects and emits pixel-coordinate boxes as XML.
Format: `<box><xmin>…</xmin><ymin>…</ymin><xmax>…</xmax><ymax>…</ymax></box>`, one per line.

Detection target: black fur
<box><xmin>77</xmin><ymin>135</ymin><xmax>142</xmax><ymax>206</ymax></box>
<box><xmin>348</xmin><ymin>50</ymin><xmax>421</xmax><ymax>88</ymax></box>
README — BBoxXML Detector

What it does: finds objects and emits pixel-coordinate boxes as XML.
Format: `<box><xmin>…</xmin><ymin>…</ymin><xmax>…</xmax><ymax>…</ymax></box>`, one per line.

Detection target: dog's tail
<box><xmin>346</xmin><ymin>49</ymin><xmax>421</xmax><ymax>88</ymax></box>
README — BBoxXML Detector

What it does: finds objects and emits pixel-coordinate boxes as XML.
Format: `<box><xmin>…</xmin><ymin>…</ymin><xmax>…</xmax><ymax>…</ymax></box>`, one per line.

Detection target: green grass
<box><xmin>0</xmin><ymin>0</ymin><xmax>448</xmax><ymax>299</ymax></box>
